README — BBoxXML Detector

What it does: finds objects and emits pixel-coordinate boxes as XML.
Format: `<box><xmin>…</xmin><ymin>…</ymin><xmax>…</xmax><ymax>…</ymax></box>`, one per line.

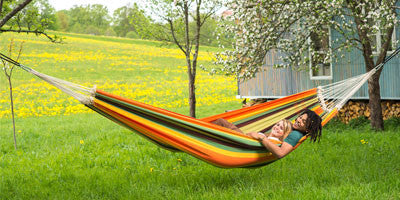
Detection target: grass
<box><xmin>1</xmin><ymin>115</ymin><xmax>399</xmax><ymax>199</ymax></box>
<box><xmin>1</xmin><ymin>32</ymin><xmax>400</xmax><ymax>199</ymax></box>
<box><xmin>0</xmin><ymin>31</ymin><xmax>240</xmax><ymax>118</ymax></box>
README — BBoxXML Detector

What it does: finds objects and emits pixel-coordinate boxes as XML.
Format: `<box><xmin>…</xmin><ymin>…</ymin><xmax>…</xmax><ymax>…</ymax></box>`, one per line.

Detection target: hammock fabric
<box><xmin>87</xmin><ymin>88</ymin><xmax>337</xmax><ymax>168</ymax></box>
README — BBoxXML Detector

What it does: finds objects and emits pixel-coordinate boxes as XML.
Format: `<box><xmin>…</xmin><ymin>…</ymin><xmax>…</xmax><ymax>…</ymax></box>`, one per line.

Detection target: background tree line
<box><xmin>7</xmin><ymin>0</ymin><xmax>232</xmax><ymax>47</ymax></box>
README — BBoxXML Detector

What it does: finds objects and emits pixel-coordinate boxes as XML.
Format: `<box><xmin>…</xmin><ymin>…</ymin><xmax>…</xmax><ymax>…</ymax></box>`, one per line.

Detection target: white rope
<box><xmin>317</xmin><ymin>68</ymin><xmax>377</xmax><ymax>112</ymax></box>
<box><xmin>25</xmin><ymin>66</ymin><xmax>95</xmax><ymax>105</ymax></box>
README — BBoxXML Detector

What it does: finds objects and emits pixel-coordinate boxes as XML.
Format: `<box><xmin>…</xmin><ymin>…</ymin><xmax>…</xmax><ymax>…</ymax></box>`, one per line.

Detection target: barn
<box><xmin>237</xmin><ymin>27</ymin><xmax>400</xmax><ymax>122</ymax></box>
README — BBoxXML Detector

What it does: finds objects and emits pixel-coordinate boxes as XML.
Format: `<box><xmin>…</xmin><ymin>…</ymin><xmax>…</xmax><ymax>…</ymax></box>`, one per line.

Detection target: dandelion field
<box><xmin>0</xmin><ymin>31</ymin><xmax>241</xmax><ymax>118</ymax></box>
<box><xmin>1</xmin><ymin>32</ymin><xmax>400</xmax><ymax>199</ymax></box>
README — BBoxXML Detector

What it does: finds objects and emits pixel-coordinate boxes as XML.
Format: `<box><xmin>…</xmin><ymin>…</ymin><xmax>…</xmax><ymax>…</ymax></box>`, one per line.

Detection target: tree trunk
<box><xmin>188</xmin><ymin>69</ymin><xmax>196</xmax><ymax>118</ymax></box>
<box><xmin>353</xmin><ymin>10</ymin><xmax>387</xmax><ymax>131</ymax></box>
<box><xmin>182</xmin><ymin>1</ymin><xmax>196</xmax><ymax>118</ymax></box>
<box><xmin>188</xmin><ymin>0</ymin><xmax>202</xmax><ymax>119</ymax></box>
<box><xmin>367</xmin><ymin>71</ymin><xmax>384</xmax><ymax>130</ymax></box>
<box><xmin>362</xmin><ymin>49</ymin><xmax>384</xmax><ymax>131</ymax></box>
<box><xmin>7</xmin><ymin>77</ymin><xmax>18</xmax><ymax>150</ymax></box>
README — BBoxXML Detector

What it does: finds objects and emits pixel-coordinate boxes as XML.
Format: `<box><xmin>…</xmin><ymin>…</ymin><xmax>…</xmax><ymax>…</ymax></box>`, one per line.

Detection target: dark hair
<box><xmin>301</xmin><ymin>109</ymin><xmax>322</xmax><ymax>143</ymax></box>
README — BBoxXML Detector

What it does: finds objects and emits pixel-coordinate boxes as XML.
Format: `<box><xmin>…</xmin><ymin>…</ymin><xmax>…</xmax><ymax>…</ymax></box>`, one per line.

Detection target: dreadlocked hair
<box><xmin>301</xmin><ymin>109</ymin><xmax>322</xmax><ymax>143</ymax></box>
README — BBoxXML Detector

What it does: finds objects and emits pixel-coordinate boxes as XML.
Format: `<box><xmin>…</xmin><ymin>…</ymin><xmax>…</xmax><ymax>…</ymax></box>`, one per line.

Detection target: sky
<box><xmin>47</xmin><ymin>0</ymin><xmax>142</xmax><ymax>15</ymax></box>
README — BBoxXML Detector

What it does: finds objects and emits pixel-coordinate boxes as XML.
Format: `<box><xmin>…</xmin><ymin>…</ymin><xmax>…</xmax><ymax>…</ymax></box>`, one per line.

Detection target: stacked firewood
<box><xmin>337</xmin><ymin>100</ymin><xmax>400</xmax><ymax>123</ymax></box>
<box><xmin>242</xmin><ymin>99</ymin><xmax>400</xmax><ymax>124</ymax></box>
<box><xmin>242</xmin><ymin>98</ymin><xmax>268</xmax><ymax>108</ymax></box>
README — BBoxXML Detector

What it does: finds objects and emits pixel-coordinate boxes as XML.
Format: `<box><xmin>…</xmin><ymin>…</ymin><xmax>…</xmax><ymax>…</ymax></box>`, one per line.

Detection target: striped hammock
<box><xmin>88</xmin><ymin>88</ymin><xmax>336</xmax><ymax>168</ymax></box>
<box><xmin>1</xmin><ymin>49</ymin><xmax>396</xmax><ymax>168</ymax></box>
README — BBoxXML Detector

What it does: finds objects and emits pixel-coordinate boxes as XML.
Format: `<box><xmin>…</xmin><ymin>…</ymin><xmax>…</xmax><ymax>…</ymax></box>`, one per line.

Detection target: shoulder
<box><xmin>284</xmin><ymin>130</ymin><xmax>304</xmax><ymax>147</ymax></box>
<box><xmin>289</xmin><ymin>130</ymin><xmax>304</xmax><ymax>137</ymax></box>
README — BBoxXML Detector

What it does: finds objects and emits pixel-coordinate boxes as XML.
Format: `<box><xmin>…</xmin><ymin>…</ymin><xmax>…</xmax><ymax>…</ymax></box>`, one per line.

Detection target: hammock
<box><xmin>1</xmin><ymin>48</ymin><xmax>398</xmax><ymax>168</ymax></box>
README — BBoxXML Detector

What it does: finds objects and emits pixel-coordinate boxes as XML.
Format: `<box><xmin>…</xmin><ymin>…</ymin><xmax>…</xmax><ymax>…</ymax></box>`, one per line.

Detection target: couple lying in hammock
<box><xmin>212</xmin><ymin>109</ymin><xmax>322</xmax><ymax>158</ymax></box>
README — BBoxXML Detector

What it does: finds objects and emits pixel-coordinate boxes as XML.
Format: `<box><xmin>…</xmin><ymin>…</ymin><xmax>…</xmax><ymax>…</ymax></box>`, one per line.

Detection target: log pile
<box><xmin>242</xmin><ymin>99</ymin><xmax>400</xmax><ymax>124</ymax></box>
<box><xmin>337</xmin><ymin>100</ymin><xmax>400</xmax><ymax>123</ymax></box>
<box><xmin>242</xmin><ymin>98</ymin><xmax>268</xmax><ymax>108</ymax></box>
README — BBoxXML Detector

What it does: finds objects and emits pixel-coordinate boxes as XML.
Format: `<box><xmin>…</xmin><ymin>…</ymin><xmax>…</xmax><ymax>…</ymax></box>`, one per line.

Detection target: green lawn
<box><xmin>1</xmin><ymin>32</ymin><xmax>400</xmax><ymax>199</ymax></box>
<box><xmin>1</xmin><ymin>115</ymin><xmax>399</xmax><ymax>199</ymax></box>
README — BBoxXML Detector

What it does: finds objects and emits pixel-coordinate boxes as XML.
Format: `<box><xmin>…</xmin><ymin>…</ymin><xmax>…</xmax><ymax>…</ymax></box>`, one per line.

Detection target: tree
<box><xmin>34</xmin><ymin>0</ymin><xmax>57</xmax><ymax>30</ymax></box>
<box><xmin>216</xmin><ymin>0</ymin><xmax>399</xmax><ymax>130</ymax></box>
<box><xmin>56</xmin><ymin>10</ymin><xmax>69</xmax><ymax>31</ymax></box>
<box><xmin>1</xmin><ymin>39</ymin><xmax>24</xmax><ymax>150</ymax></box>
<box><xmin>65</xmin><ymin>4</ymin><xmax>111</xmax><ymax>35</ymax></box>
<box><xmin>0</xmin><ymin>0</ymin><xmax>60</xmax><ymax>42</ymax></box>
<box><xmin>148</xmin><ymin>0</ymin><xmax>223</xmax><ymax>118</ymax></box>
<box><xmin>197</xmin><ymin>15</ymin><xmax>233</xmax><ymax>47</ymax></box>
<box><xmin>112</xmin><ymin>3</ymin><xmax>153</xmax><ymax>38</ymax></box>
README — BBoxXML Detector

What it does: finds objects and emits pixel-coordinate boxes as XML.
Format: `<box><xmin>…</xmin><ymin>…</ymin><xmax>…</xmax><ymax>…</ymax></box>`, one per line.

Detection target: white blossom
<box><xmin>213</xmin><ymin>0</ymin><xmax>398</xmax><ymax>80</ymax></box>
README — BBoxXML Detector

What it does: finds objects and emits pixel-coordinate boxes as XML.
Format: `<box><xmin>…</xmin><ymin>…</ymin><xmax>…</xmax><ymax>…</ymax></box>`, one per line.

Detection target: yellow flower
<box><xmin>360</xmin><ymin>139</ymin><xmax>368</xmax><ymax>145</ymax></box>
<box><xmin>80</xmin><ymin>140</ymin><xmax>84</xmax><ymax>144</ymax></box>
<box><xmin>150</xmin><ymin>168</ymin><xmax>154</xmax><ymax>173</ymax></box>
<box><xmin>177</xmin><ymin>158</ymin><xmax>182</xmax><ymax>162</ymax></box>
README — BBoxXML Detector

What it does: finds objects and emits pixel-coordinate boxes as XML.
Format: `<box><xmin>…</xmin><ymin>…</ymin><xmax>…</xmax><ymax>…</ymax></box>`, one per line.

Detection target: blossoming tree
<box><xmin>215</xmin><ymin>0</ymin><xmax>399</xmax><ymax>130</ymax></box>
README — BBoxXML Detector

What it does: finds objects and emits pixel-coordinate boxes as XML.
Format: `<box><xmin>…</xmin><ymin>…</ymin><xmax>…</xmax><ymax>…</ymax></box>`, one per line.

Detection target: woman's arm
<box><xmin>260</xmin><ymin>139</ymin><xmax>293</xmax><ymax>158</ymax></box>
<box><xmin>248</xmin><ymin>132</ymin><xmax>294</xmax><ymax>159</ymax></box>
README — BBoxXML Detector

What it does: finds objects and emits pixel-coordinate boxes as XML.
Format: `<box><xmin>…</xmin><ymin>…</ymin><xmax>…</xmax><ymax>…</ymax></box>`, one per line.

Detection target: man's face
<box><xmin>293</xmin><ymin>113</ymin><xmax>308</xmax><ymax>133</ymax></box>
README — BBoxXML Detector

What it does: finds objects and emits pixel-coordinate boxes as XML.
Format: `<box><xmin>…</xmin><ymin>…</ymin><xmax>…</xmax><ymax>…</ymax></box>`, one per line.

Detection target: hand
<box><xmin>248</xmin><ymin>132</ymin><xmax>266</xmax><ymax>141</ymax></box>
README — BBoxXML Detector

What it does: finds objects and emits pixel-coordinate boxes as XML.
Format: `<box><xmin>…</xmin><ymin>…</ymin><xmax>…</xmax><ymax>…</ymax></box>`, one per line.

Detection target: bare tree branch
<box><xmin>167</xmin><ymin>19</ymin><xmax>186</xmax><ymax>54</ymax></box>
<box><xmin>183</xmin><ymin>1</ymin><xmax>191</xmax><ymax>56</ymax></box>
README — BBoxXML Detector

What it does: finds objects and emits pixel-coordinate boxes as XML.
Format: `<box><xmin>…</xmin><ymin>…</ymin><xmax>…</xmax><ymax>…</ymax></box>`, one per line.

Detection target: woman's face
<box><xmin>293</xmin><ymin>113</ymin><xmax>308</xmax><ymax>132</ymax></box>
<box><xmin>271</xmin><ymin>120</ymin><xmax>285</xmax><ymax>138</ymax></box>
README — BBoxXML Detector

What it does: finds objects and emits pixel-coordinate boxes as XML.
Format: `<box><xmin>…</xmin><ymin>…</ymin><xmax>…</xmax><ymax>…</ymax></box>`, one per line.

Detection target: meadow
<box><xmin>1</xmin><ymin>32</ymin><xmax>399</xmax><ymax>199</ymax></box>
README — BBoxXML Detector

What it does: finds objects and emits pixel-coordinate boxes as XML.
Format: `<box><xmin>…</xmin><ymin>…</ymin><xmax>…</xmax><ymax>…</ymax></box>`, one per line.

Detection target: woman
<box><xmin>212</xmin><ymin>118</ymin><xmax>292</xmax><ymax>142</ymax></box>
<box><xmin>256</xmin><ymin>119</ymin><xmax>292</xmax><ymax>143</ymax></box>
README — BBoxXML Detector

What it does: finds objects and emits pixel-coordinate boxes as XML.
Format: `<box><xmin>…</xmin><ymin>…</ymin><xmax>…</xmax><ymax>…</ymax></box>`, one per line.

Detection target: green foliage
<box><xmin>0</xmin><ymin>0</ymin><xmax>61</xmax><ymax>43</ymax></box>
<box><xmin>64</xmin><ymin>4</ymin><xmax>111</xmax><ymax>35</ymax></box>
<box><xmin>347</xmin><ymin>116</ymin><xmax>371</xmax><ymax>129</ymax></box>
<box><xmin>39</xmin><ymin>2</ymin><xmax>231</xmax><ymax>46</ymax></box>
<box><xmin>35</xmin><ymin>0</ymin><xmax>58</xmax><ymax>30</ymax></box>
<box><xmin>383</xmin><ymin>117</ymin><xmax>400</xmax><ymax>131</ymax></box>
<box><xmin>201</xmin><ymin>16</ymin><xmax>234</xmax><ymax>47</ymax></box>
<box><xmin>85</xmin><ymin>25</ymin><xmax>101</xmax><ymax>36</ymax></box>
<box><xmin>112</xmin><ymin>3</ymin><xmax>153</xmax><ymax>39</ymax></box>
<box><xmin>55</xmin><ymin>10</ymin><xmax>69</xmax><ymax>31</ymax></box>
<box><xmin>125</xmin><ymin>31</ymin><xmax>138</xmax><ymax>39</ymax></box>
<box><xmin>69</xmin><ymin>23</ymin><xmax>84</xmax><ymax>34</ymax></box>
<box><xmin>4</xmin><ymin>0</ymin><xmax>57</xmax><ymax>31</ymax></box>
<box><xmin>147</xmin><ymin>0</ymin><xmax>227</xmax><ymax>47</ymax></box>
<box><xmin>104</xmin><ymin>27</ymin><xmax>117</xmax><ymax>37</ymax></box>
